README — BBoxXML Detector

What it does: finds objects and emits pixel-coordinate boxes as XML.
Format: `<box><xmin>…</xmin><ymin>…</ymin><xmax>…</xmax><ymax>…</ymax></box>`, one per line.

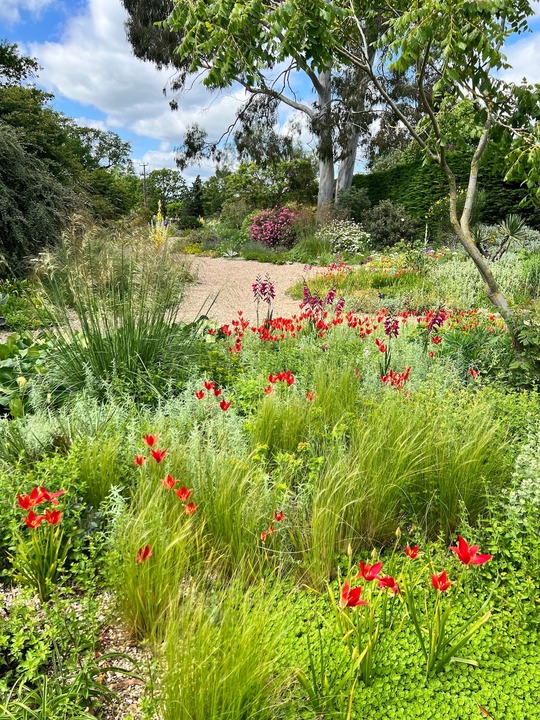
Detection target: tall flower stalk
<box><xmin>252</xmin><ymin>273</ymin><xmax>275</xmax><ymax>327</ymax></box>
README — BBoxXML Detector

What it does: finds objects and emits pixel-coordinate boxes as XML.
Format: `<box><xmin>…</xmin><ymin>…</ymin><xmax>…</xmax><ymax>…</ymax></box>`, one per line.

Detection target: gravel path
<box><xmin>176</xmin><ymin>255</ymin><xmax>319</xmax><ymax>325</ymax></box>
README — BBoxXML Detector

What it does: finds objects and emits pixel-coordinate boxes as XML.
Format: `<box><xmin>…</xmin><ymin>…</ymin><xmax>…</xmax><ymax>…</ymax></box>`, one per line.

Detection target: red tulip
<box><xmin>264</xmin><ymin>385</ymin><xmax>273</xmax><ymax>395</ymax></box>
<box><xmin>183</xmin><ymin>501</ymin><xmax>197</xmax><ymax>515</ymax></box>
<box><xmin>469</xmin><ymin>368</ymin><xmax>479</xmax><ymax>378</ymax></box>
<box><xmin>161</xmin><ymin>474</ymin><xmax>176</xmax><ymax>490</ymax></box>
<box><xmin>44</xmin><ymin>508</ymin><xmax>62</xmax><ymax>525</ymax></box>
<box><xmin>378</xmin><ymin>575</ymin><xmax>400</xmax><ymax>594</ymax></box>
<box><xmin>40</xmin><ymin>488</ymin><xmax>66</xmax><ymax>506</ymax></box>
<box><xmin>24</xmin><ymin>510</ymin><xmax>45</xmax><ymax>528</ymax></box>
<box><xmin>175</xmin><ymin>485</ymin><xmax>192</xmax><ymax>501</ymax></box>
<box><xmin>136</xmin><ymin>544</ymin><xmax>153</xmax><ymax>563</ymax></box>
<box><xmin>450</xmin><ymin>536</ymin><xmax>492</xmax><ymax>566</ymax></box>
<box><xmin>305</xmin><ymin>391</ymin><xmax>315</xmax><ymax>401</ymax></box>
<box><xmin>431</xmin><ymin>335</ymin><xmax>442</xmax><ymax>344</ymax></box>
<box><xmin>219</xmin><ymin>400</ymin><xmax>231</xmax><ymax>411</ymax></box>
<box><xmin>375</xmin><ymin>338</ymin><xmax>387</xmax><ymax>353</ymax></box>
<box><xmin>357</xmin><ymin>560</ymin><xmax>383</xmax><ymax>582</ymax></box>
<box><xmin>204</xmin><ymin>380</ymin><xmax>215</xmax><ymax>390</ymax></box>
<box><xmin>134</xmin><ymin>455</ymin><xmax>146</xmax><ymax>466</ymax></box>
<box><xmin>213</xmin><ymin>388</ymin><xmax>222</xmax><ymax>397</ymax></box>
<box><xmin>274</xmin><ymin>510</ymin><xmax>284</xmax><ymax>522</ymax></box>
<box><xmin>405</xmin><ymin>544</ymin><xmax>419</xmax><ymax>559</ymax></box>
<box><xmin>268</xmin><ymin>374</ymin><xmax>278</xmax><ymax>383</ymax></box>
<box><xmin>150</xmin><ymin>449</ymin><xmax>167</xmax><ymax>463</ymax></box>
<box><xmin>17</xmin><ymin>486</ymin><xmax>46</xmax><ymax>510</ymax></box>
<box><xmin>195</xmin><ymin>390</ymin><xmax>205</xmax><ymax>400</ymax></box>
<box><xmin>340</xmin><ymin>581</ymin><xmax>368</xmax><ymax>608</ymax></box>
<box><xmin>143</xmin><ymin>434</ymin><xmax>158</xmax><ymax>447</ymax></box>
<box><xmin>431</xmin><ymin>570</ymin><xmax>452</xmax><ymax>592</ymax></box>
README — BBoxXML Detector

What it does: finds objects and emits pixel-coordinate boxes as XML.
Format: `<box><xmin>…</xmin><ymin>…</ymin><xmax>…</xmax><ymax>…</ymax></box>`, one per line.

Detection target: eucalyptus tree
<box><xmin>315</xmin><ymin>0</ymin><xmax>539</xmax><ymax>344</ymax></box>
<box><xmin>121</xmin><ymin>1</ymin><xmax>388</xmax><ymax>213</ymax></box>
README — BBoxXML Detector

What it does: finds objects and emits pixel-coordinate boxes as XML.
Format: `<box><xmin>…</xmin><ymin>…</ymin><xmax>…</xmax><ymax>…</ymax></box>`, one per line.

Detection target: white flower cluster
<box><xmin>317</xmin><ymin>220</ymin><xmax>371</xmax><ymax>256</ymax></box>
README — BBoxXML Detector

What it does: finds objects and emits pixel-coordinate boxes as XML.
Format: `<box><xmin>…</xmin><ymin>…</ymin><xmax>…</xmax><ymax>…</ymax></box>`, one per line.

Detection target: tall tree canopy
<box><xmin>0</xmin><ymin>41</ymin><xmax>141</xmax><ymax>272</ymax></box>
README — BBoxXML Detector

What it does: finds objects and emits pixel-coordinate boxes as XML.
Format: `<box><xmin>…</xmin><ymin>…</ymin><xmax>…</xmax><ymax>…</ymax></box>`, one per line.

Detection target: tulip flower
<box><xmin>204</xmin><ymin>380</ymin><xmax>215</xmax><ymax>390</ymax></box>
<box><xmin>195</xmin><ymin>390</ymin><xmax>205</xmax><ymax>400</ymax></box>
<box><xmin>469</xmin><ymin>368</ymin><xmax>479</xmax><ymax>378</ymax></box>
<box><xmin>219</xmin><ymin>400</ymin><xmax>231</xmax><ymax>411</ymax></box>
<box><xmin>213</xmin><ymin>388</ymin><xmax>222</xmax><ymax>397</ymax></box>
<box><xmin>431</xmin><ymin>570</ymin><xmax>452</xmax><ymax>592</ymax></box>
<box><xmin>305</xmin><ymin>391</ymin><xmax>315</xmax><ymax>401</ymax></box>
<box><xmin>24</xmin><ymin>510</ymin><xmax>46</xmax><ymax>528</ymax></box>
<box><xmin>357</xmin><ymin>560</ymin><xmax>383</xmax><ymax>582</ymax></box>
<box><xmin>261</xmin><ymin>525</ymin><xmax>275</xmax><ymax>541</ymax></box>
<box><xmin>183</xmin><ymin>501</ymin><xmax>197</xmax><ymax>515</ymax></box>
<box><xmin>40</xmin><ymin>488</ymin><xmax>66</xmax><ymax>505</ymax></box>
<box><xmin>136</xmin><ymin>545</ymin><xmax>153</xmax><ymax>563</ymax></box>
<box><xmin>375</xmin><ymin>338</ymin><xmax>387</xmax><ymax>353</ymax></box>
<box><xmin>264</xmin><ymin>385</ymin><xmax>273</xmax><ymax>395</ymax></box>
<box><xmin>150</xmin><ymin>449</ymin><xmax>167</xmax><ymax>463</ymax></box>
<box><xmin>449</xmin><ymin>536</ymin><xmax>492</xmax><ymax>566</ymax></box>
<box><xmin>340</xmin><ymin>581</ymin><xmax>368</xmax><ymax>608</ymax></box>
<box><xmin>268</xmin><ymin>374</ymin><xmax>278</xmax><ymax>383</ymax></box>
<box><xmin>161</xmin><ymin>474</ymin><xmax>176</xmax><ymax>490</ymax></box>
<box><xmin>378</xmin><ymin>575</ymin><xmax>400</xmax><ymax>594</ymax></box>
<box><xmin>44</xmin><ymin>508</ymin><xmax>62</xmax><ymax>525</ymax></box>
<box><xmin>134</xmin><ymin>455</ymin><xmax>146</xmax><ymax>466</ymax></box>
<box><xmin>17</xmin><ymin>486</ymin><xmax>46</xmax><ymax>510</ymax></box>
<box><xmin>143</xmin><ymin>434</ymin><xmax>158</xmax><ymax>447</ymax></box>
<box><xmin>405</xmin><ymin>544</ymin><xmax>419</xmax><ymax>559</ymax></box>
<box><xmin>274</xmin><ymin>510</ymin><xmax>284</xmax><ymax>522</ymax></box>
<box><xmin>175</xmin><ymin>486</ymin><xmax>193</xmax><ymax>501</ymax></box>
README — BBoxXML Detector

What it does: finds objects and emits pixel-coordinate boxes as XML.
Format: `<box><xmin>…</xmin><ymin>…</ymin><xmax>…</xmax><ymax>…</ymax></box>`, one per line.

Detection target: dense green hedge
<box><xmin>353</xmin><ymin>150</ymin><xmax>540</xmax><ymax>228</ymax></box>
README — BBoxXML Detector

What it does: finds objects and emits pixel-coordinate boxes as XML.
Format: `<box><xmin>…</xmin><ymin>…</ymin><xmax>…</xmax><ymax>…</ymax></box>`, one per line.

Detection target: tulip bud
<box><xmin>395</xmin><ymin>527</ymin><xmax>402</xmax><ymax>539</ymax></box>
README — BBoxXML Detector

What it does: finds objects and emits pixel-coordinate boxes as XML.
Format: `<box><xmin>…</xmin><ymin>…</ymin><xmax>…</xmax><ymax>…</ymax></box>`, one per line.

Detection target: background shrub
<box><xmin>363</xmin><ymin>200</ymin><xmax>418</xmax><ymax>248</ymax></box>
<box><xmin>316</xmin><ymin>219</ymin><xmax>371</xmax><ymax>256</ymax></box>
<box><xmin>249</xmin><ymin>207</ymin><xmax>298</xmax><ymax>249</ymax></box>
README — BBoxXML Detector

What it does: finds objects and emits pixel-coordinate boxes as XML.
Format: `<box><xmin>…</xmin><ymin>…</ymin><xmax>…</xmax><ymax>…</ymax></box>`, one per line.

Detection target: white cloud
<box><xmin>0</xmin><ymin>0</ymin><xmax>57</xmax><ymax>24</ymax></box>
<box><xmin>29</xmin><ymin>0</ymin><xmax>248</xmax><ymax>169</ymax></box>
<box><xmin>502</xmin><ymin>35</ymin><xmax>540</xmax><ymax>84</ymax></box>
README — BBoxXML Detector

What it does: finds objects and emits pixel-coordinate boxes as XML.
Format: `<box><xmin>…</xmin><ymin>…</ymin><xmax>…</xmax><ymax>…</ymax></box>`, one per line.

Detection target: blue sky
<box><xmin>2</xmin><ymin>0</ymin><xmax>539</xmax><ymax>181</ymax></box>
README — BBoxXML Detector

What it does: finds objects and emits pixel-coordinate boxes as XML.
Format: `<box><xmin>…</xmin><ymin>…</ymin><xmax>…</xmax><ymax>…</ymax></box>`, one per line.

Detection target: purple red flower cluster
<box><xmin>252</xmin><ymin>274</ymin><xmax>276</xmax><ymax>304</ymax></box>
<box><xmin>249</xmin><ymin>207</ymin><xmax>298</xmax><ymax>248</ymax></box>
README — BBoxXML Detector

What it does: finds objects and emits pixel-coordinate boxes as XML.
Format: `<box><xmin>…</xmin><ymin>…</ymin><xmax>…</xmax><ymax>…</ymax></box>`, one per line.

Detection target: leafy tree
<box><xmin>147</xmin><ymin>168</ymin><xmax>188</xmax><ymax>211</ymax></box>
<box><xmin>0</xmin><ymin>123</ymin><xmax>73</xmax><ymax>272</ymax></box>
<box><xmin>73</xmin><ymin>127</ymin><xmax>132</xmax><ymax>170</ymax></box>
<box><xmin>282</xmin><ymin>0</ymin><xmax>540</xmax><ymax>348</ymax></box>
<box><xmin>0</xmin><ymin>39</ymin><xmax>39</xmax><ymax>86</ymax></box>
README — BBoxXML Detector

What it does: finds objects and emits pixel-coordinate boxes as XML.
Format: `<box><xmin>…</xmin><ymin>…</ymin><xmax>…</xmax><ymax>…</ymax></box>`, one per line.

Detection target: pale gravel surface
<box><xmin>176</xmin><ymin>255</ymin><xmax>319</xmax><ymax>325</ymax></box>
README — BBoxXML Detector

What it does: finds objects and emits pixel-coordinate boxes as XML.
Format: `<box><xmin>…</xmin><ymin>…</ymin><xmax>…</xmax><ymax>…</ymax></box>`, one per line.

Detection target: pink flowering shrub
<box><xmin>249</xmin><ymin>207</ymin><xmax>298</xmax><ymax>249</ymax></box>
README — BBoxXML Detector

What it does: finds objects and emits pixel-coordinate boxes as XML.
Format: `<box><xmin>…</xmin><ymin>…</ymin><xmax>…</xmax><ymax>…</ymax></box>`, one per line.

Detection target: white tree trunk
<box><xmin>316</xmin><ymin>70</ymin><xmax>335</xmax><ymax>222</ymax></box>
<box><xmin>336</xmin><ymin>128</ymin><xmax>361</xmax><ymax>196</ymax></box>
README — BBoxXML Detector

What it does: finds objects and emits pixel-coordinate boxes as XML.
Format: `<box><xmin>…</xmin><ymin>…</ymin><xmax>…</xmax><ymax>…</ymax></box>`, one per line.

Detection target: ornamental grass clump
<box><xmin>249</xmin><ymin>207</ymin><xmax>298</xmax><ymax>249</ymax></box>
